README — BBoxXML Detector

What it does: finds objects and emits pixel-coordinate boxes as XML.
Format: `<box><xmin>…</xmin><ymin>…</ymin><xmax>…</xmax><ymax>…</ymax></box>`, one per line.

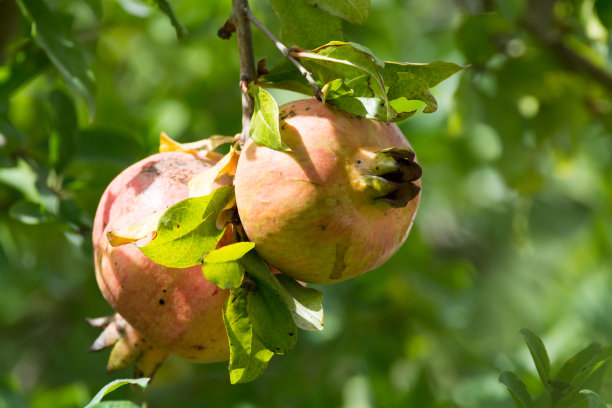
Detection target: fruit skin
<box><xmin>234</xmin><ymin>99</ymin><xmax>421</xmax><ymax>285</ymax></box>
<box><xmin>93</xmin><ymin>151</ymin><xmax>230</xmax><ymax>363</ymax></box>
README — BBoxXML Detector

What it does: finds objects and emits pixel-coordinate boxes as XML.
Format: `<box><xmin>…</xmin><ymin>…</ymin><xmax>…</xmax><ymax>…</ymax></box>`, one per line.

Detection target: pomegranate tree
<box><xmin>92</xmin><ymin>151</ymin><xmax>231</xmax><ymax>372</ymax></box>
<box><xmin>234</xmin><ymin>98</ymin><xmax>422</xmax><ymax>284</ymax></box>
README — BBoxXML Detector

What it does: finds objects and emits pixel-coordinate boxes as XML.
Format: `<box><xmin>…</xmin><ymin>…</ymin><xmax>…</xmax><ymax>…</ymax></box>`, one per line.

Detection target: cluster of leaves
<box><xmin>500</xmin><ymin>329</ymin><xmax>612</xmax><ymax>408</ymax></box>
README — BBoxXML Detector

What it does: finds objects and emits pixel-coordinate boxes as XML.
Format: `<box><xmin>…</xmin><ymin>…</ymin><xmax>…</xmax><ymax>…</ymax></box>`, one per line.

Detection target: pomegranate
<box><xmin>92</xmin><ymin>151</ymin><xmax>231</xmax><ymax>368</ymax></box>
<box><xmin>234</xmin><ymin>98</ymin><xmax>421</xmax><ymax>285</ymax></box>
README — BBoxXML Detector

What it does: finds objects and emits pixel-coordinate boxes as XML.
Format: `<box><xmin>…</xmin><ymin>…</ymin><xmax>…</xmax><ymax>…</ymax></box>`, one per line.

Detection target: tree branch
<box><xmin>246</xmin><ymin>9</ymin><xmax>322</xmax><ymax>100</ymax></box>
<box><xmin>522</xmin><ymin>0</ymin><xmax>612</xmax><ymax>95</ymax></box>
<box><xmin>230</xmin><ymin>0</ymin><xmax>257</xmax><ymax>145</ymax></box>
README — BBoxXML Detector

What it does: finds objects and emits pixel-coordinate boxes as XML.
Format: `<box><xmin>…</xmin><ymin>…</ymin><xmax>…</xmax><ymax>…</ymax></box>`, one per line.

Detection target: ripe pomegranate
<box><xmin>92</xmin><ymin>151</ymin><xmax>230</xmax><ymax>368</ymax></box>
<box><xmin>234</xmin><ymin>98</ymin><xmax>422</xmax><ymax>285</ymax></box>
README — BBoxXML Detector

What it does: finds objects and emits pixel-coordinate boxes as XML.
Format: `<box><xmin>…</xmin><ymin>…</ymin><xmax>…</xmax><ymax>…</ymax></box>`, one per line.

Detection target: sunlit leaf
<box><xmin>247</xmin><ymin>83</ymin><xmax>289</xmax><ymax>151</ymax></box>
<box><xmin>139</xmin><ymin>186</ymin><xmax>235</xmax><ymax>268</ymax></box>
<box><xmin>240</xmin><ymin>252</ymin><xmax>324</xmax><ymax>332</ymax></box>
<box><xmin>188</xmin><ymin>147</ymin><xmax>240</xmax><ymax>198</ymax></box>
<box><xmin>203</xmin><ymin>243</ymin><xmax>256</xmax><ymax>289</ymax></box>
<box><xmin>204</xmin><ymin>261</ymin><xmax>245</xmax><ymax>290</ymax></box>
<box><xmin>276</xmin><ymin>275</ymin><xmax>324</xmax><ymax>331</ymax></box>
<box><xmin>84</xmin><ymin>378</ymin><xmax>149</xmax><ymax>408</ymax></box>
<box><xmin>205</xmin><ymin>242</ymin><xmax>256</xmax><ymax>263</ymax></box>
<box><xmin>223</xmin><ymin>283</ymin><xmax>296</xmax><ymax>384</ymax></box>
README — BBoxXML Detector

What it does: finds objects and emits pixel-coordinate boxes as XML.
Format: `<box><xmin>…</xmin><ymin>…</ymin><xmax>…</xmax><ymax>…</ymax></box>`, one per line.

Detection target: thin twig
<box><xmin>246</xmin><ymin>9</ymin><xmax>322</xmax><ymax>100</ymax></box>
<box><xmin>231</xmin><ymin>0</ymin><xmax>257</xmax><ymax>145</ymax></box>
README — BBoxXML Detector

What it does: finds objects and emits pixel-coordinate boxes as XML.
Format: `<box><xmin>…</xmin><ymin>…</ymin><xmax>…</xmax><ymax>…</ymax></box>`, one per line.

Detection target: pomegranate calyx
<box><xmin>363</xmin><ymin>147</ymin><xmax>422</xmax><ymax>208</ymax></box>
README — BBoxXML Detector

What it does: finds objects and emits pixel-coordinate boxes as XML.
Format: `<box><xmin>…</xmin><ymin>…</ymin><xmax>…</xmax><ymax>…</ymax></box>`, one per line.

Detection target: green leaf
<box><xmin>9</xmin><ymin>200</ymin><xmax>53</xmax><ymax>225</ymax></box>
<box><xmin>258</xmin><ymin>59</ymin><xmax>314</xmax><ymax>95</ymax></box>
<box><xmin>203</xmin><ymin>243</ymin><xmax>255</xmax><ymax>290</ymax></box>
<box><xmin>205</xmin><ymin>242</ymin><xmax>256</xmax><ymax>263</ymax></box>
<box><xmin>292</xmin><ymin>41</ymin><xmax>392</xmax><ymax>120</ymax></box>
<box><xmin>47</xmin><ymin>89</ymin><xmax>77</xmax><ymax>172</ymax></box>
<box><xmin>240</xmin><ymin>252</ymin><xmax>324</xmax><ymax>331</ymax></box>
<box><xmin>520</xmin><ymin>329</ymin><xmax>551</xmax><ymax>387</ymax></box>
<box><xmin>302</xmin><ymin>0</ymin><xmax>370</xmax><ymax>25</ymax></box>
<box><xmin>499</xmin><ymin>371</ymin><xmax>533</xmax><ymax>408</ymax></box>
<box><xmin>556</xmin><ymin>342</ymin><xmax>605</xmax><ymax>384</ymax></box>
<box><xmin>16</xmin><ymin>0</ymin><xmax>97</xmax><ymax>119</ymax></box>
<box><xmin>84</xmin><ymin>378</ymin><xmax>149</xmax><ymax>408</ymax></box>
<box><xmin>223</xmin><ymin>284</ymin><xmax>296</xmax><ymax>384</ymax></box>
<box><xmin>247</xmin><ymin>83</ymin><xmax>289</xmax><ymax>151</ymax></box>
<box><xmin>204</xmin><ymin>261</ymin><xmax>245</xmax><ymax>290</ymax></box>
<box><xmin>566</xmin><ymin>347</ymin><xmax>612</xmax><ymax>395</ymax></box>
<box><xmin>262</xmin><ymin>42</ymin><xmax>463</xmax><ymax>123</ymax></box>
<box><xmin>0</xmin><ymin>41</ymin><xmax>50</xmax><ymax>102</ymax></box>
<box><xmin>88</xmin><ymin>401</ymin><xmax>141</xmax><ymax>408</ymax></box>
<box><xmin>147</xmin><ymin>0</ymin><xmax>188</xmax><ymax>39</ymax></box>
<box><xmin>140</xmin><ymin>186</ymin><xmax>235</xmax><ymax>268</ymax></box>
<box><xmin>321</xmin><ymin>78</ymin><xmax>354</xmax><ymax>103</ymax></box>
<box><xmin>276</xmin><ymin>275</ymin><xmax>324</xmax><ymax>331</ymax></box>
<box><xmin>270</xmin><ymin>0</ymin><xmax>342</xmax><ymax>50</ymax></box>
<box><xmin>580</xmin><ymin>390</ymin><xmax>608</xmax><ymax>408</ymax></box>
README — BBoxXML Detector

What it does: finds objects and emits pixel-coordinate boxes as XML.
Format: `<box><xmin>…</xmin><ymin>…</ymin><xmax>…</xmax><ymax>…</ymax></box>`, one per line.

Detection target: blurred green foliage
<box><xmin>1</xmin><ymin>0</ymin><xmax>612</xmax><ymax>407</ymax></box>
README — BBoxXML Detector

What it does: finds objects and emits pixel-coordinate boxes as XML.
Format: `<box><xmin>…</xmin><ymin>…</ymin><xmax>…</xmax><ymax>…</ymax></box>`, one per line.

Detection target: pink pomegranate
<box><xmin>92</xmin><ymin>151</ymin><xmax>230</xmax><ymax>365</ymax></box>
<box><xmin>234</xmin><ymin>99</ymin><xmax>422</xmax><ymax>285</ymax></box>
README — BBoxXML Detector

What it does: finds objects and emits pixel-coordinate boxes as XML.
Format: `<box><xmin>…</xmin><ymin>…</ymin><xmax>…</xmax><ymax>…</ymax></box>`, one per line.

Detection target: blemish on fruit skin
<box><xmin>176</xmin><ymin>224</ymin><xmax>180</xmax><ymax>229</ymax></box>
<box><xmin>192</xmin><ymin>344</ymin><xmax>206</xmax><ymax>350</ymax></box>
<box><xmin>158</xmin><ymin>299</ymin><xmax>165</xmax><ymax>305</ymax></box>
<box><xmin>288</xmin><ymin>332</ymin><xmax>294</xmax><ymax>336</ymax></box>
<box><xmin>318</xmin><ymin>225</ymin><xmax>326</xmax><ymax>230</ymax></box>
<box><xmin>212</xmin><ymin>289</ymin><xmax>219</xmax><ymax>296</ymax></box>
<box><xmin>329</xmin><ymin>242</ymin><xmax>349</xmax><ymax>280</ymax></box>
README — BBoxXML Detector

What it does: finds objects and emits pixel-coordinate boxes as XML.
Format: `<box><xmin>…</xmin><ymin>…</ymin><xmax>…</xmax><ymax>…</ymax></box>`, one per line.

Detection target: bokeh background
<box><xmin>2</xmin><ymin>0</ymin><xmax>612</xmax><ymax>406</ymax></box>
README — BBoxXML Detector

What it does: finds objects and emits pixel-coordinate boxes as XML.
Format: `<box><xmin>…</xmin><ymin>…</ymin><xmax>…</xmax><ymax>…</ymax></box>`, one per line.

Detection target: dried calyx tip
<box><xmin>365</xmin><ymin>147</ymin><xmax>422</xmax><ymax>208</ymax></box>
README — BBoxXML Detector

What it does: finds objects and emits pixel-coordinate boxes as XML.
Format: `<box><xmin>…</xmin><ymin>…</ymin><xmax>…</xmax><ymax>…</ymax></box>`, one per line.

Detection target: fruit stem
<box><xmin>230</xmin><ymin>0</ymin><xmax>257</xmax><ymax>145</ymax></box>
<box><xmin>246</xmin><ymin>9</ymin><xmax>322</xmax><ymax>100</ymax></box>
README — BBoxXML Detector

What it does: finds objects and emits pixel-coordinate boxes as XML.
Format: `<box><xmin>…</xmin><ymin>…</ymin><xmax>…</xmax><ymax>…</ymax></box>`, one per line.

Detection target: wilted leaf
<box><xmin>188</xmin><ymin>146</ymin><xmax>239</xmax><ymax>198</ymax></box>
<box><xmin>159</xmin><ymin>132</ymin><xmax>233</xmax><ymax>160</ymax></box>
<box><xmin>107</xmin><ymin>212</ymin><xmax>162</xmax><ymax>247</ymax></box>
<box><xmin>139</xmin><ymin>186</ymin><xmax>235</xmax><ymax>268</ymax></box>
<box><xmin>302</xmin><ymin>0</ymin><xmax>370</xmax><ymax>25</ymax></box>
<box><xmin>247</xmin><ymin>83</ymin><xmax>289</xmax><ymax>151</ymax></box>
<box><xmin>17</xmin><ymin>0</ymin><xmax>97</xmax><ymax>119</ymax></box>
<box><xmin>270</xmin><ymin>0</ymin><xmax>342</xmax><ymax>50</ymax></box>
